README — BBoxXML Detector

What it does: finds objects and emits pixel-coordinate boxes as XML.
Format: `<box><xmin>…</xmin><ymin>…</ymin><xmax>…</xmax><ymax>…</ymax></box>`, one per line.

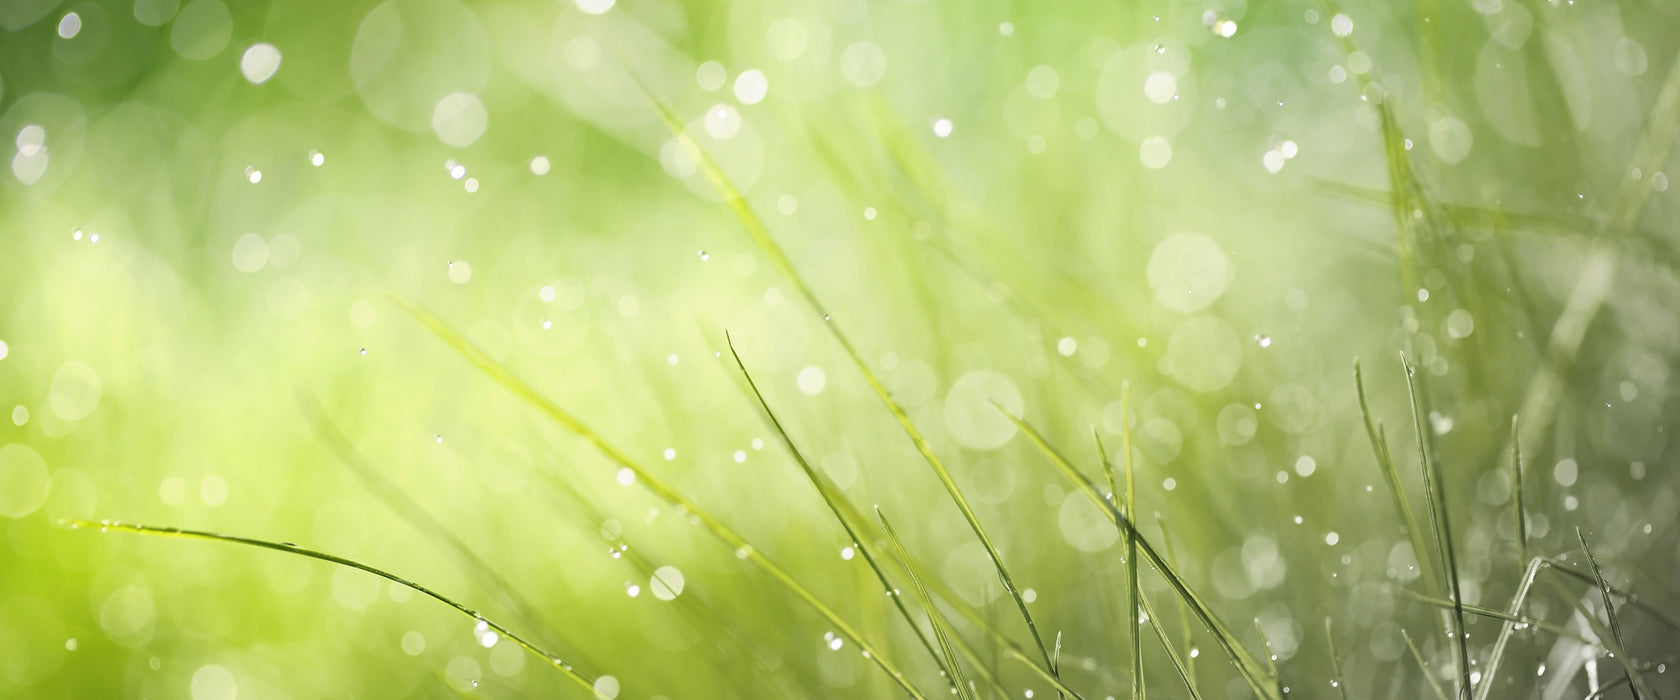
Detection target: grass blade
<box><xmin>390</xmin><ymin>295</ymin><xmax>930</xmax><ymax>700</ymax></box>
<box><xmin>298</xmin><ymin>394</ymin><xmax>578</xmax><ymax>659</ymax></box>
<box><xmin>1469</xmin><ymin>555</ymin><xmax>1544</xmax><ymax>700</ymax></box>
<box><xmin>1254</xmin><ymin>618</ymin><xmax>1281</xmax><ymax>683</ymax></box>
<box><xmin>1354</xmin><ymin>359</ymin><xmax>1440</xmax><ymax>597</ymax></box>
<box><xmin>1576</xmin><ymin>529</ymin><xmax>1650</xmax><ymax>699</ymax></box>
<box><xmin>997</xmin><ymin>406</ymin><xmax>1280</xmax><ymax>700</ymax></box>
<box><xmin>1402</xmin><ymin>628</ymin><xmax>1451</xmax><ymax>700</ymax></box>
<box><xmin>636</xmin><ymin>71</ymin><xmax>1060</xmax><ymax>689</ymax></box>
<box><xmin>1115</xmin><ymin>389</ymin><xmax>1142</xmax><ymax>698</ymax></box>
<box><xmin>723</xmin><ymin>332</ymin><xmax>968</xmax><ymax>698</ymax></box>
<box><xmin>1326</xmin><ymin>618</ymin><xmax>1349</xmax><ymax>700</ymax></box>
<box><xmin>1140</xmin><ymin>591</ymin><xmax>1203</xmax><ymax>700</ymax></box>
<box><xmin>1401</xmin><ymin>355</ymin><xmax>1471</xmax><ymax>699</ymax></box>
<box><xmin>58</xmin><ymin>519</ymin><xmax>601</xmax><ymax>695</ymax></box>
<box><xmin>878</xmin><ymin>507</ymin><xmax>975</xmax><ymax>700</ymax></box>
<box><xmin>1510</xmin><ymin>415</ymin><xmax>1529</xmax><ymax>566</ymax></box>
<box><xmin>1153</xmin><ymin>512</ymin><xmax>1198</xmax><ymax>688</ymax></box>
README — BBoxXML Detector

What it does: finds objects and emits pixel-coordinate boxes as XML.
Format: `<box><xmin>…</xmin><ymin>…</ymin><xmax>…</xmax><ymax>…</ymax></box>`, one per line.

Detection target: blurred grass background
<box><xmin>1</xmin><ymin>0</ymin><xmax>1679</xmax><ymax>697</ymax></box>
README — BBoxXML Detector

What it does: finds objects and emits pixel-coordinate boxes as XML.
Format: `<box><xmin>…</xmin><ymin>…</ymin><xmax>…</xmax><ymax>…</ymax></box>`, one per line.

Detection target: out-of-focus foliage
<box><xmin>1</xmin><ymin>0</ymin><xmax>1678</xmax><ymax>698</ymax></box>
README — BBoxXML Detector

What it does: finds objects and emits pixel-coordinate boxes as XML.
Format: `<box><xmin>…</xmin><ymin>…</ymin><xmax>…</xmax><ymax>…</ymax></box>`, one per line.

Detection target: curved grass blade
<box><xmin>390</xmin><ymin>295</ymin><xmax>930</xmax><ymax>700</ymax></box>
<box><xmin>722</xmin><ymin>333</ymin><xmax>969</xmax><ymax>698</ymax></box>
<box><xmin>1401</xmin><ymin>355</ymin><xmax>1471</xmax><ymax>699</ymax></box>
<box><xmin>1254</xmin><ymin>618</ymin><xmax>1281</xmax><ymax>683</ymax></box>
<box><xmin>1402</xmin><ymin>628</ymin><xmax>1451</xmax><ymax>700</ymax></box>
<box><xmin>722</xmin><ymin>334</ymin><xmax>1083</xmax><ymax>700</ymax></box>
<box><xmin>1576</xmin><ymin>529</ymin><xmax>1650</xmax><ymax>699</ymax></box>
<box><xmin>1354</xmin><ymin>359</ymin><xmax>1440</xmax><ymax>597</ymax></box>
<box><xmin>635</xmin><ymin>83</ymin><xmax>1060</xmax><ymax>688</ymax></box>
<box><xmin>298</xmin><ymin>394</ymin><xmax>580</xmax><ymax>660</ymax></box>
<box><xmin>1393</xmin><ymin>589</ymin><xmax>1591</xmax><ymax>644</ymax></box>
<box><xmin>1326</xmin><ymin>619</ymin><xmax>1349</xmax><ymax>700</ymax></box>
<box><xmin>997</xmin><ymin>406</ymin><xmax>1280</xmax><ymax>700</ymax></box>
<box><xmin>57</xmin><ymin>519</ymin><xmax>602</xmax><ymax>696</ymax></box>
<box><xmin>877</xmin><ymin>507</ymin><xmax>975</xmax><ymax>700</ymax></box>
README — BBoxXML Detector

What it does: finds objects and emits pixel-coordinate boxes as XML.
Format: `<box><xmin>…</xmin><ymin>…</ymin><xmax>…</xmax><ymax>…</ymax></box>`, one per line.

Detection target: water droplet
<box><xmin>1255</xmin><ymin>334</ymin><xmax>1272</xmax><ymax>347</ymax></box>
<box><xmin>359</xmin><ymin>347</ymin><xmax>368</xmax><ymax>356</ymax></box>
<box><xmin>698</xmin><ymin>250</ymin><xmax>709</xmax><ymax>261</ymax></box>
<box><xmin>434</xmin><ymin>434</ymin><xmax>443</xmax><ymax>444</ymax></box>
<box><xmin>245</xmin><ymin>166</ymin><xmax>262</xmax><ymax>183</ymax></box>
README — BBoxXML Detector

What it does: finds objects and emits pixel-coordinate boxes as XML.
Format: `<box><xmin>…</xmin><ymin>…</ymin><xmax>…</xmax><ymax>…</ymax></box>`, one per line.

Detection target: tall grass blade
<box><xmin>1470</xmin><ymin>555</ymin><xmax>1543</xmax><ymax>700</ymax></box>
<box><xmin>1153</xmin><ymin>512</ymin><xmax>1198</xmax><ymax>688</ymax></box>
<box><xmin>390</xmin><ymin>295</ymin><xmax>930</xmax><ymax>700</ymax></box>
<box><xmin>1545</xmin><ymin>565</ymin><xmax>1680</xmax><ymax>632</ymax></box>
<box><xmin>1402</xmin><ymin>629</ymin><xmax>1451</xmax><ymax>700</ymax></box>
<box><xmin>1401</xmin><ymin>355</ymin><xmax>1471</xmax><ymax>699</ymax></box>
<box><xmin>1353</xmin><ymin>359</ymin><xmax>1439</xmax><ymax>597</ymax></box>
<box><xmin>723</xmin><ymin>333</ymin><xmax>965</xmax><ymax>696</ymax></box>
<box><xmin>635</xmin><ymin>72</ymin><xmax>1060</xmax><ymax>688</ymax></box>
<box><xmin>1326</xmin><ymin>618</ymin><xmax>1349</xmax><ymax>700</ymax></box>
<box><xmin>1116</xmin><ymin>389</ymin><xmax>1143</xmax><ymax>700</ymax></box>
<box><xmin>1576</xmin><ymin>529</ymin><xmax>1649</xmax><ymax>699</ymax></box>
<box><xmin>1139</xmin><ymin>591</ymin><xmax>1203</xmax><ymax>700</ymax></box>
<box><xmin>1510</xmin><ymin>415</ymin><xmax>1529</xmax><ymax>566</ymax></box>
<box><xmin>997</xmin><ymin>406</ymin><xmax>1280</xmax><ymax>700</ymax></box>
<box><xmin>878</xmin><ymin>508</ymin><xmax>975</xmax><ymax>700</ymax></box>
<box><xmin>1254</xmin><ymin>618</ymin><xmax>1280</xmax><ymax>683</ymax></box>
<box><xmin>58</xmin><ymin>519</ymin><xmax>602</xmax><ymax>695</ymax></box>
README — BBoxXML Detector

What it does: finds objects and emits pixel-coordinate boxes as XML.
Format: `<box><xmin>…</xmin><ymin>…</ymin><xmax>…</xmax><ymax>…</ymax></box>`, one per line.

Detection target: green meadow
<box><xmin>1</xmin><ymin>0</ymin><xmax>1677</xmax><ymax>698</ymax></box>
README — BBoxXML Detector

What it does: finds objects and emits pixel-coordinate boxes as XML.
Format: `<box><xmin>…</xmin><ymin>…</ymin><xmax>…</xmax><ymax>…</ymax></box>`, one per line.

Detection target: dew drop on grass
<box><xmin>698</xmin><ymin>250</ymin><xmax>709</xmax><ymax>261</ymax></box>
<box><xmin>359</xmin><ymin>347</ymin><xmax>367</xmax><ymax>356</ymax></box>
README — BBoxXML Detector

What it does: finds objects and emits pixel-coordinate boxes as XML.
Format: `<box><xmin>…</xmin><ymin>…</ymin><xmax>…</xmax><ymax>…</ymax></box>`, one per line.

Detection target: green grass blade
<box><xmin>1544</xmin><ymin>565</ymin><xmax>1680</xmax><ymax>633</ymax></box>
<box><xmin>1401</xmin><ymin>355</ymin><xmax>1472</xmax><ymax>699</ymax></box>
<box><xmin>299</xmin><ymin>394</ymin><xmax>576</xmax><ymax>658</ymax></box>
<box><xmin>1326</xmin><ymin>619</ymin><xmax>1349</xmax><ymax>700</ymax></box>
<box><xmin>1153</xmin><ymin>513</ymin><xmax>1199</xmax><ymax>689</ymax></box>
<box><xmin>1254</xmin><ymin>618</ymin><xmax>1280</xmax><ymax>682</ymax></box>
<box><xmin>1392</xmin><ymin>584</ymin><xmax>1592</xmax><ymax>645</ymax></box>
<box><xmin>1510</xmin><ymin>415</ymin><xmax>1529</xmax><ymax>566</ymax></box>
<box><xmin>1402</xmin><ymin>629</ymin><xmax>1451</xmax><ymax>700</ymax></box>
<box><xmin>723</xmin><ymin>332</ymin><xmax>965</xmax><ymax>697</ymax></box>
<box><xmin>390</xmin><ymin>295</ymin><xmax>930</xmax><ymax>700</ymax></box>
<box><xmin>58</xmin><ymin>519</ymin><xmax>601</xmax><ymax>696</ymax></box>
<box><xmin>1140</xmin><ymin>591</ymin><xmax>1203</xmax><ymax>700</ymax></box>
<box><xmin>1118</xmin><ymin>390</ymin><xmax>1143</xmax><ymax>700</ymax></box>
<box><xmin>997</xmin><ymin>405</ymin><xmax>1280</xmax><ymax>700</ymax></box>
<box><xmin>878</xmin><ymin>508</ymin><xmax>975</xmax><ymax>700</ymax></box>
<box><xmin>635</xmin><ymin>72</ymin><xmax>1060</xmax><ymax>689</ymax></box>
<box><xmin>1470</xmin><ymin>555</ymin><xmax>1544</xmax><ymax>700</ymax></box>
<box><xmin>1577</xmin><ymin>529</ymin><xmax>1650</xmax><ymax>699</ymax></box>
<box><xmin>1354</xmin><ymin>359</ymin><xmax>1440</xmax><ymax>597</ymax></box>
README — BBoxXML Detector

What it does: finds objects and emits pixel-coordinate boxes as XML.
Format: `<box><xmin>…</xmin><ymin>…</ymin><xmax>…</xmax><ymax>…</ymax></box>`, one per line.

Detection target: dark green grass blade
<box><xmin>1354</xmin><ymin>359</ymin><xmax>1440</xmax><ymax>597</ymax></box>
<box><xmin>58</xmin><ymin>519</ymin><xmax>601</xmax><ymax>695</ymax></box>
<box><xmin>1510</xmin><ymin>415</ymin><xmax>1529</xmax><ymax>565</ymax></box>
<box><xmin>878</xmin><ymin>508</ymin><xmax>975</xmax><ymax>700</ymax></box>
<box><xmin>1140</xmin><ymin>591</ymin><xmax>1203</xmax><ymax>700</ymax></box>
<box><xmin>1326</xmin><ymin>619</ymin><xmax>1349</xmax><ymax>700</ymax></box>
<box><xmin>1402</xmin><ymin>628</ymin><xmax>1451</xmax><ymax>700</ymax></box>
<box><xmin>391</xmin><ymin>295</ymin><xmax>930</xmax><ymax>700</ymax></box>
<box><xmin>1577</xmin><ymin>529</ymin><xmax>1650</xmax><ymax>699</ymax></box>
<box><xmin>635</xmin><ymin>73</ymin><xmax>1060</xmax><ymax>690</ymax></box>
<box><xmin>722</xmin><ymin>333</ymin><xmax>966</xmax><ymax>697</ymax></box>
<box><xmin>997</xmin><ymin>406</ymin><xmax>1280</xmax><ymax>700</ymax></box>
<box><xmin>1401</xmin><ymin>355</ymin><xmax>1472</xmax><ymax>699</ymax></box>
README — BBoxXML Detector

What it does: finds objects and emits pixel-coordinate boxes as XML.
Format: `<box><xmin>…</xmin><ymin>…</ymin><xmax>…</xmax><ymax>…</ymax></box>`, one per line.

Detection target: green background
<box><xmin>1</xmin><ymin>0</ymin><xmax>1677</xmax><ymax>697</ymax></box>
